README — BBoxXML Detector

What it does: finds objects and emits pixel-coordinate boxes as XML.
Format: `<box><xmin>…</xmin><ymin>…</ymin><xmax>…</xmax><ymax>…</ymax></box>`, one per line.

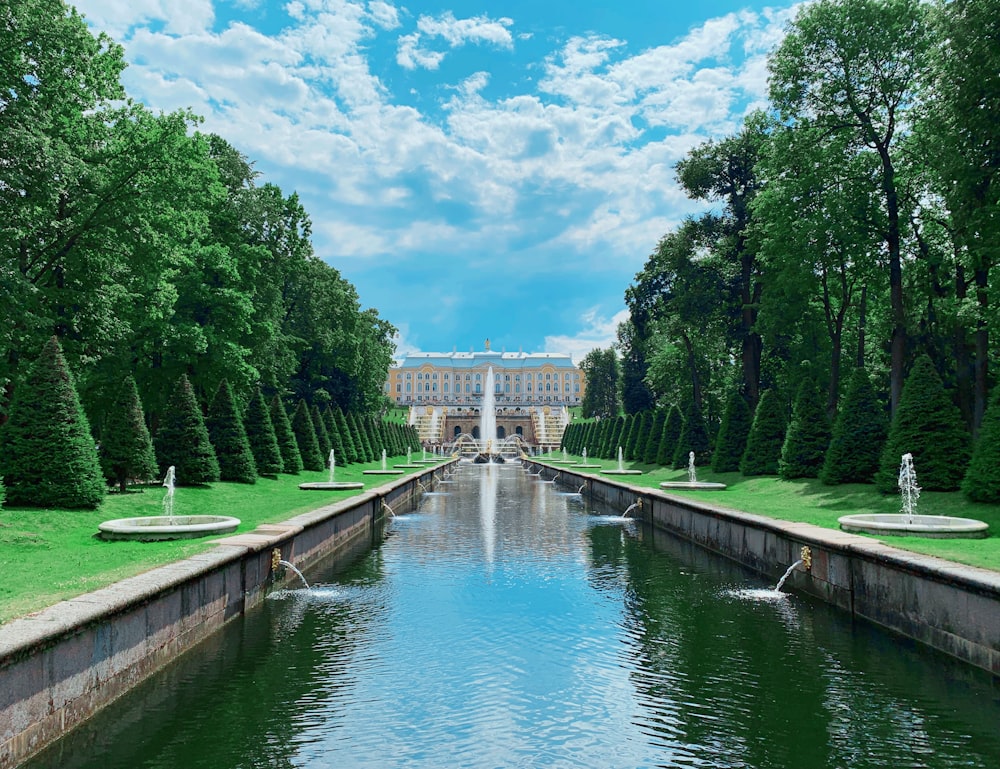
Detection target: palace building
<box><xmin>385</xmin><ymin>340</ymin><xmax>586</xmax><ymax>450</ymax></box>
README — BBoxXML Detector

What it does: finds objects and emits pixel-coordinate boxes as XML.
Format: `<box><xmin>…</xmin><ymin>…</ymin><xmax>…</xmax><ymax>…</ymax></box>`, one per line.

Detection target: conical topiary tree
<box><xmin>207</xmin><ymin>379</ymin><xmax>257</xmax><ymax>484</ymax></box>
<box><xmin>820</xmin><ymin>368</ymin><xmax>887</xmax><ymax>485</ymax></box>
<box><xmin>619</xmin><ymin>414</ymin><xmax>636</xmax><ymax>460</ymax></box>
<box><xmin>100</xmin><ymin>375</ymin><xmax>159</xmax><ymax>493</ymax></box>
<box><xmin>349</xmin><ymin>412</ymin><xmax>374</xmax><ymax>462</ymax></box>
<box><xmin>323</xmin><ymin>406</ymin><xmax>346</xmax><ymax>466</ymax></box>
<box><xmin>154</xmin><ymin>374</ymin><xmax>220</xmax><ymax>485</ymax></box>
<box><xmin>740</xmin><ymin>389</ymin><xmax>786</xmax><ymax>476</ymax></box>
<box><xmin>642</xmin><ymin>409</ymin><xmax>667</xmax><ymax>464</ymax></box>
<box><xmin>292</xmin><ymin>399</ymin><xmax>324</xmax><ymax>471</ymax></box>
<box><xmin>963</xmin><ymin>386</ymin><xmax>1000</xmax><ymax>502</ymax></box>
<box><xmin>270</xmin><ymin>395</ymin><xmax>303</xmax><ymax>474</ymax></box>
<box><xmin>656</xmin><ymin>406</ymin><xmax>683</xmax><ymax>467</ymax></box>
<box><xmin>244</xmin><ymin>386</ymin><xmax>283</xmax><ymax>475</ymax></box>
<box><xmin>0</xmin><ymin>336</ymin><xmax>105</xmax><ymax>508</ymax></box>
<box><xmin>629</xmin><ymin>412</ymin><xmax>652</xmax><ymax>462</ymax></box>
<box><xmin>673</xmin><ymin>400</ymin><xmax>711</xmax><ymax>468</ymax></box>
<box><xmin>335</xmin><ymin>408</ymin><xmax>358</xmax><ymax>463</ymax></box>
<box><xmin>712</xmin><ymin>390</ymin><xmax>752</xmax><ymax>473</ymax></box>
<box><xmin>779</xmin><ymin>379</ymin><xmax>831</xmax><ymax>480</ymax></box>
<box><xmin>605</xmin><ymin>416</ymin><xmax>626</xmax><ymax>459</ymax></box>
<box><xmin>875</xmin><ymin>355</ymin><xmax>970</xmax><ymax>493</ymax></box>
<box><xmin>312</xmin><ymin>404</ymin><xmax>332</xmax><ymax>461</ymax></box>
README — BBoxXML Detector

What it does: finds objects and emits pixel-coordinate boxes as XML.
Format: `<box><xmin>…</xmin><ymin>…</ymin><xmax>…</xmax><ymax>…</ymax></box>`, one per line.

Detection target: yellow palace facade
<box><xmin>384</xmin><ymin>342</ymin><xmax>586</xmax><ymax>448</ymax></box>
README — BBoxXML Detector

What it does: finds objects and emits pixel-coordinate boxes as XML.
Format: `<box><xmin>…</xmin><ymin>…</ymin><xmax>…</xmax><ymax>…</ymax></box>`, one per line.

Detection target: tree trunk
<box><xmin>879</xmin><ymin>148</ymin><xmax>906</xmax><ymax>417</ymax></box>
<box><xmin>974</xmin><ymin>266</ymin><xmax>990</xmax><ymax>435</ymax></box>
<box><xmin>857</xmin><ymin>284</ymin><xmax>867</xmax><ymax>367</ymax></box>
<box><xmin>680</xmin><ymin>331</ymin><xmax>703</xmax><ymax>411</ymax></box>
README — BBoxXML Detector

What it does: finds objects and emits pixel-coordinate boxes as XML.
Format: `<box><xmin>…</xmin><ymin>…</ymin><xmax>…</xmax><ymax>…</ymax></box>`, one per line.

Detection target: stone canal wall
<box><xmin>540</xmin><ymin>463</ymin><xmax>1000</xmax><ymax>676</ymax></box>
<box><xmin>0</xmin><ymin>464</ymin><xmax>452</xmax><ymax>769</ymax></box>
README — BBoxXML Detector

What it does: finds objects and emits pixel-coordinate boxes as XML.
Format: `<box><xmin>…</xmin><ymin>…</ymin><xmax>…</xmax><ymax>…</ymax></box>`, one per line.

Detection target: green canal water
<box><xmin>24</xmin><ymin>463</ymin><xmax>1000</xmax><ymax>768</ymax></box>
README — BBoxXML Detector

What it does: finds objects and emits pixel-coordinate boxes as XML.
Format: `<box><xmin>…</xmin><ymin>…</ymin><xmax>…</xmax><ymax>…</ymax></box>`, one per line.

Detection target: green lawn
<box><xmin>0</xmin><ymin>461</ymin><xmax>432</xmax><ymax>624</ymax></box>
<box><xmin>536</xmin><ymin>451</ymin><xmax>1000</xmax><ymax>572</ymax></box>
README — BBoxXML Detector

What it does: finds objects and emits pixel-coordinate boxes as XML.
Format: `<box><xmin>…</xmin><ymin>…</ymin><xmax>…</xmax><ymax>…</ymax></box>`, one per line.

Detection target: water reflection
<box><xmin>23</xmin><ymin>464</ymin><xmax>1000</xmax><ymax>769</ymax></box>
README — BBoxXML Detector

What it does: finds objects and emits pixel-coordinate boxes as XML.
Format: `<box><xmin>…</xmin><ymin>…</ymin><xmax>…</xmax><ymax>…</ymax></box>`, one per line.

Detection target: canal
<box><xmin>23</xmin><ymin>462</ymin><xmax>1000</xmax><ymax>768</ymax></box>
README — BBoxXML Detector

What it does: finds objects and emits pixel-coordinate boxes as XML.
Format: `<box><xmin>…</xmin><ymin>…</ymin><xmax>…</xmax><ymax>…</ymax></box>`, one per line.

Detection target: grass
<box><xmin>0</xmin><ymin>459</ymin><xmax>433</xmax><ymax>624</ymax></box>
<box><xmin>537</xmin><ymin>451</ymin><xmax>1000</xmax><ymax>572</ymax></box>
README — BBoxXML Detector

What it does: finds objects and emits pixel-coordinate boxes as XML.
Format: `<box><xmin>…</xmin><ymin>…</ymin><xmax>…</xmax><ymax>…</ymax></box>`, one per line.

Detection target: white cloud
<box><xmin>396</xmin><ymin>11</ymin><xmax>514</xmax><ymax>70</ymax></box>
<box><xmin>368</xmin><ymin>1</ymin><xmax>401</xmax><ymax>29</ymax></box>
<box><xmin>76</xmin><ymin>0</ymin><xmax>214</xmax><ymax>39</ymax></box>
<box><xmin>544</xmin><ymin>308</ymin><xmax>631</xmax><ymax>364</ymax></box>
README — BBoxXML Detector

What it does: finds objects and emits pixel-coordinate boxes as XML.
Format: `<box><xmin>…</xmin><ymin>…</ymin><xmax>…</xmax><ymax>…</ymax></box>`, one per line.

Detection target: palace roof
<box><xmin>392</xmin><ymin>351</ymin><xmax>578</xmax><ymax>371</ymax></box>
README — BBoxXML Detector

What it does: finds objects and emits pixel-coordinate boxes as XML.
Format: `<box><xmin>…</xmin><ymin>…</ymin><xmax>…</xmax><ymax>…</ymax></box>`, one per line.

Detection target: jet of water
<box><xmin>898</xmin><ymin>453</ymin><xmax>920</xmax><ymax>524</ymax></box>
<box><xmin>162</xmin><ymin>465</ymin><xmax>176</xmax><ymax>521</ymax></box>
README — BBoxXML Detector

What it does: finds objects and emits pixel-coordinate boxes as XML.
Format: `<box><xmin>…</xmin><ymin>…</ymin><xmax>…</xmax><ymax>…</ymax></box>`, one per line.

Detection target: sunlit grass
<box><xmin>535</xmin><ymin>451</ymin><xmax>1000</xmax><ymax>572</ymax></box>
<box><xmin>0</xmin><ymin>460</ymin><xmax>434</xmax><ymax>624</ymax></box>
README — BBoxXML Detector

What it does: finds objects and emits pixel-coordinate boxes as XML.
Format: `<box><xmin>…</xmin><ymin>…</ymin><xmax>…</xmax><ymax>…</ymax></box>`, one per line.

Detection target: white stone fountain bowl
<box><xmin>98</xmin><ymin>515</ymin><xmax>241</xmax><ymax>541</ymax></box>
<box><xmin>298</xmin><ymin>481</ymin><xmax>365</xmax><ymax>490</ymax></box>
<box><xmin>838</xmin><ymin>513</ymin><xmax>989</xmax><ymax>539</ymax></box>
<box><xmin>659</xmin><ymin>481</ymin><xmax>728</xmax><ymax>491</ymax></box>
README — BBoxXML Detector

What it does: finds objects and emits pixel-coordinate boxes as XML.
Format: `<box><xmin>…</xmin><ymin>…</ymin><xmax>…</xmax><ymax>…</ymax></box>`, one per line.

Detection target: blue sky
<box><xmin>74</xmin><ymin>0</ymin><xmax>801</xmax><ymax>361</ymax></box>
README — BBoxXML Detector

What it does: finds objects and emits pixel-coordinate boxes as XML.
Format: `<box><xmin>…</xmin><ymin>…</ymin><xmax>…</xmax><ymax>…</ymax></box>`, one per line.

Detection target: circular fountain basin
<box><xmin>298</xmin><ymin>482</ymin><xmax>365</xmax><ymax>491</ymax></box>
<box><xmin>838</xmin><ymin>513</ymin><xmax>989</xmax><ymax>539</ymax></box>
<box><xmin>362</xmin><ymin>469</ymin><xmax>404</xmax><ymax>475</ymax></box>
<box><xmin>659</xmin><ymin>481</ymin><xmax>727</xmax><ymax>491</ymax></box>
<box><xmin>573</xmin><ymin>463</ymin><xmax>602</xmax><ymax>469</ymax></box>
<box><xmin>601</xmin><ymin>469</ymin><xmax>643</xmax><ymax>475</ymax></box>
<box><xmin>393</xmin><ymin>464</ymin><xmax>423</xmax><ymax>469</ymax></box>
<box><xmin>98</xmin><ymin>515</ymin><xmax>241</xmax><ymax>541</ymax></box>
